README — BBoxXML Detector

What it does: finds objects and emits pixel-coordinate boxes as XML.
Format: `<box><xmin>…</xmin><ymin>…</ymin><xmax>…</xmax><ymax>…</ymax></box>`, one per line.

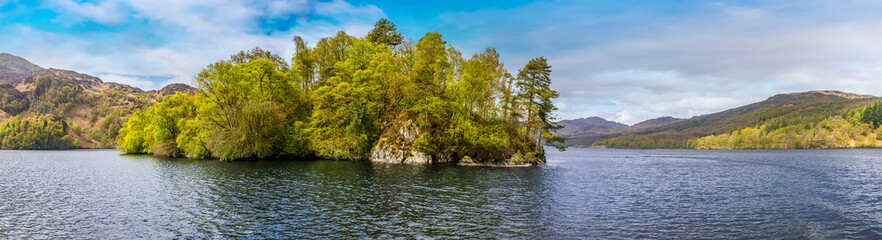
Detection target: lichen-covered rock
<box><xmin>370</xmin><ymin>119</ymin><xmax>435</xmax><ymax>164</ymax></box>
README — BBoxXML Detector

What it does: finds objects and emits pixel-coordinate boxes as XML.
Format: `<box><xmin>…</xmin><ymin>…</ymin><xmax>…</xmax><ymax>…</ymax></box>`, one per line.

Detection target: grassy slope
<box><xmin>0</xmin><ymin>70</ymin><xmax>194</xmax><ymax>149</ymax></box>
<box><xmin>595</xmin><ymin>91</ymin><xmax>878</xmax><ymax>148</ymax></box>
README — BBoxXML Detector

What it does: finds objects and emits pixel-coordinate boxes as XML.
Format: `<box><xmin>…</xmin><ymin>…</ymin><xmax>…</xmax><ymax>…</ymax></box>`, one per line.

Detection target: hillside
<box><xmin>0</xmin><ymin>53</ymin><xmax>43</xmax><ymax>84</ymax></box>
<box><xmin>593</xmin><ymin>90</ymin><xmax>879</xmax><ymax>148</ymax></box>
<box><xmin>564</xmin><ymin>116</ymin><xmax>684</xmax><ymax>146</ymax></box>
<box><xmin>630</xmin><ymin>116</ymin><xmax>683</xmax><ymax>130</ymax></box>
<box><xmin>557</xmin><ymin>117</ymin><xmax>627</xmax><ymax>136</ymax></box>
<box><xmin>0</xmin><ymin>53</ymin><xmax>195</xmax><ymax>149</ymax></box>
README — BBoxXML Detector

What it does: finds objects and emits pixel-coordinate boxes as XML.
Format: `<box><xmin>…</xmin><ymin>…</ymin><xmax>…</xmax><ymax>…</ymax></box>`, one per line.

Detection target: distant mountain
<box><xmin>590</xmin><ymin>90</ymin><xmax>878</xmax><ymax>148</ymax></box>
<box><xmin>0</xmin><ymin>53</ymin><xmax>196</xmax><ymax>149</ymax></box>
<box><xmin>0</xmin><ymin>53</ymin><xmax>44</xmax><ymax>84</ymax></box>
<box><xmin>153</xmin><ymin>83</ymin><xmax>197</xmax><ymax>96</ymax></box>
<box><xmin>557</xmin><ymin>117</ymin><xmax>627</xmax><ymax>136</ymax></box>
<box><xmin>563</xmin><ymin>116</ymin><xmax>684</xmax><ymax>146</ymax></box>
<box><xmin>629</xmin><ymin>116</ymin><xmax>684</xmax><ymax>130</ymax></box>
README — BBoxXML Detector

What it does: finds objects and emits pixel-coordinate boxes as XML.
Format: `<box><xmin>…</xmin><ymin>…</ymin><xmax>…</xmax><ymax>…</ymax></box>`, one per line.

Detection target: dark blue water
<box><xmin>2</xmin><ymin>148</ymin><xmax>882</xmax><ymax>239</ymax></box>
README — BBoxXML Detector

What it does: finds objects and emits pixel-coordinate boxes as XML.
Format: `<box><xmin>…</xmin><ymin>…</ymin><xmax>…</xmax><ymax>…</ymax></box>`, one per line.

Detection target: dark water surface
<box><xmin>3</xmin><ymin>149</ymin><xmax>882</xmax><ymax>239</ymax></box>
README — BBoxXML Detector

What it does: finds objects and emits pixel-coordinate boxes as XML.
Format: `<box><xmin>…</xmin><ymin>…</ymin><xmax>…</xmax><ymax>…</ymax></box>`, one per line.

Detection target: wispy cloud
<box><xmin>3</xmin><ymin>0</ymin><xmax>882</xmax><ymax>124</ymax></box>
<box><xmin>0</xmin><ymin>0</ymin><xmax>384</xmax><ymax>90</ymax></box>
<box><xmin>431</xmin><ymin>0</ymin><xmax>882</xmax><ymax>123</ymax></box>
<box><xmin>47</xmin><ymin>0</ymin><xmax>131</xmax><ymax>25</ymax></box>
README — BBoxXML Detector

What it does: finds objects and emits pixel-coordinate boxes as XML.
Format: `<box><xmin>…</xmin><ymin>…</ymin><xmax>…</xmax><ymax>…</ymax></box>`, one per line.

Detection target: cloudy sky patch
<box><xmin>2</xmin><ymin>0</ymin><xmax>881</xmax><ymax>124</ymax></box>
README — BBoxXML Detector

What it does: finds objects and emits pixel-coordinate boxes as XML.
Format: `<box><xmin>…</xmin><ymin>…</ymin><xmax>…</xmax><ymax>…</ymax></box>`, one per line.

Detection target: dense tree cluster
<box><xmin>0</xmin><ymin>115</ymin><xmax>72</xmax><ymax>149</ymax></box>
<box><xmin>860</xmin><ymin>101</ymin><xmax>882</xmax><ymax>128</ymax></box>
<box><xmin>688</xmin><ymin>116</ymin><xmax>879</xmax><ymax>149</ymax></box>
<box><xmin>685</xmin><ymin>102</ymin><xmax>882</xmax><ymax>149</ymax></box>
<box><xmin>117</xmin><ymin>19</ymin><xmax>566</xmax><ymax>163</ymax></box>
<box><xmin>0</xmin><ymin>71</ymin><xmax>151</xmax><ymax>149</ymax></box>
<box><xmin>0</xmin><ymin>84</ymin><xmax>28</xmax><ymax>115</ymax></box>
<box><xmin>595</xmin><ymin>93</ymin><xmax>877</xmax><ymax>149</ymax></box>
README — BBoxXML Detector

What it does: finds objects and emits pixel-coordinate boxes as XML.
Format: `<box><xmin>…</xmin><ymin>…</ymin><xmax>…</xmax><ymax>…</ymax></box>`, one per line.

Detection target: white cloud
<box><xmin>49</xmin><ymin>0</ymin><xmax>130</xmax><ymax>25</ymax></box>
<box><xmin>95</xmin><ymin>73</ymin><xmax>155</xmax><ymax>90</ymax></box>
<box><xmin>6</xmin><ymin>0</ymin><xmax>882</xmax><ymax>126</ymax></box>
<box><xmin>435</xmin><ymin>0</ymin><xmax>882</xmax><ymax>123</ymax></box>
<box><xmin>0</xmin><ymin>0</ymin><xmax>385</xmax><ymax>90</ymax></box>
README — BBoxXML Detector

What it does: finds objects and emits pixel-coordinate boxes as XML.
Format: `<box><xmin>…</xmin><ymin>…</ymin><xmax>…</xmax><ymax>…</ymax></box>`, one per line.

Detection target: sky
<box><xmin>2</xmin><ymin>0</ymin><xmax>882</xmax><ymax>124</ymax></box>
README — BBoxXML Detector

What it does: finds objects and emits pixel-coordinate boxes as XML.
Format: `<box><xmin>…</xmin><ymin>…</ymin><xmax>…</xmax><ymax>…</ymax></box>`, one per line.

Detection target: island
<box><xmin>112</xmin><ymin>19</ymin><xmax>567</xmax><ymax>165</ymax></box>
<box><xmin>0</xmin><ymin>20</ymin><xmax>566</xmax><ymax>165</ymax></box>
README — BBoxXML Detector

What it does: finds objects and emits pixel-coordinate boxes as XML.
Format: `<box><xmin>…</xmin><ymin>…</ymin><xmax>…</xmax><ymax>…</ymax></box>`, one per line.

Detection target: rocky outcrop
<box><xmin>370</xmin><ymin>120</ymin><xmax>435</xmax><ymax>164</ymax></box>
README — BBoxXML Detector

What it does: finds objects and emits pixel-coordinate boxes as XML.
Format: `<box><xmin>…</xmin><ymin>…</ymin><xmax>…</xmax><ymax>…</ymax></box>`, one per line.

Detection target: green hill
<box><xmin>595</xmin><ymin>91</ymin><xmax>880</xmax><ymax>149</ymax></box>
<box><xmin>0</xmin><ymin>54</ymin><xmax>195</xmax><ymax>149</ymax></box>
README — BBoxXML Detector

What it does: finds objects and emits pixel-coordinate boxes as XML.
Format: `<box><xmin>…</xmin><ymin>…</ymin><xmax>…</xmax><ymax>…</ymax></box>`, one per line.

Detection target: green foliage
<box><xmin>0</xmin><ymin>67</ymin><xmax>154</xmax><ymax>150</ymax></box>
<box><xmin>308</xmin><ymin>77</ymin><xmax>380</xmax><ymax>159</ymax></box>
<box><xmin>595</xmin><ymin>93</ymin><xmax>876</xmax><ymax>148</ymax></box>
<box><xmin>860</xmin><ymin>101</ymin><xmax>882</xmax><ymax>128</ymax></box>
<box><xmin>150</xmin><ymin>93</ymin><xmax>199</xmax><ymax>156</ymax></box>
<box><xmin>0</xmin><ymin>115</ymin><xmax>73</xmax><ymax>149</ymax></box>
<box><xmin>28</xmin><ymin>74</ymin><xmax>85</xmax><ymax>115</ymax></box>
<box><xmin>0</xmin><ymin>84</ymin><xmax>28</xmax><ymax>115</ymax></box>
<box><xmin>206</xmin><ymin>101</ymin><xmax>285</xmax><ymax>160</ymax></box>
<box><xmin>117</xmin><ymin>107</ymin><xmax>154</xmax><ymax>154</ymax></box>
<box><xmin>600</xmin><ymin>98</ymin><xmax>882</xmax><ymax>150</ymax></box>
<box><xmin>292</xmin><ymin>36</ymin><xmax>317</xmax><ymax>97</ymax></box>
<box><xmin>365</xmin><ymin>18</ymin><xmax>404</xmax><ymax>47</ymax></box>
<box><xmin>687</xmin><ymin>115</ymin><xmax>878</xmax><ymax>149</ymax></box>
<box><xmin>117</xmin><ymin>19</ymin><xmax>567</xmax><ymax>163</ymax></box>
<box><xmin>230</xmin><ymin>47</ymin><xmax>288</xmax><ymax>70</ymax></box>
<box><xmin>194</xmin><ymin>57</ymin><xmax>295</xmax><ymax>160</ymax></box>
<box><xmin>515</xmin><ymin>57</ymin><xmax>566</xmax><ymax>155</ymax></box>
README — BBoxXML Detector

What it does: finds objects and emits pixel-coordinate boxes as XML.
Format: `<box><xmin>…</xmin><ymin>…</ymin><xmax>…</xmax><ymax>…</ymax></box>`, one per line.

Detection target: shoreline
<box><xmin>580</xmin><ymin>146</ymin><xmax>882</xmax><ymax>150</ymax></box>
<box><xmin>456</xmin><ymin>162</ymin><xmax>541</xmax><ymax>167</ymax></box>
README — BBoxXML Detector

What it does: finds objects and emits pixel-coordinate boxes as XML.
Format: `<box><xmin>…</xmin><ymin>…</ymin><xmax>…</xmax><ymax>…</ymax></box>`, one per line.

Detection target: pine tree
<box><xmin>515</xmin><ymin>57</ymin><xmax>566</xmax><ymax>157</ymax></box>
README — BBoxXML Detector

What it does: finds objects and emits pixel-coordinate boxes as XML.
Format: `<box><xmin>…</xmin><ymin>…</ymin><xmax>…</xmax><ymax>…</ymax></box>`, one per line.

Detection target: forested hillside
<box><xmin>116</xmin><ymin>19</ymin><xmax>566</xmax><ymax>164</ymax></box>
<box><xmin>0</xmin><ymin>57</ymin><xmax>195</xmax><ymax>149</ymax></box>
<box><xmin>595</xmin><ymin>91</ymin><xmax>879</xmax><ymax>149</ymax></box>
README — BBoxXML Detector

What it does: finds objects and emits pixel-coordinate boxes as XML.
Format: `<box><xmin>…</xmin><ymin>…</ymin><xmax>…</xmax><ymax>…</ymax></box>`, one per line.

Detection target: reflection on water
<box><xmin>3</xmin><ymin>149</ymin><xmax>882</xmax><ymax>238</ymax></box>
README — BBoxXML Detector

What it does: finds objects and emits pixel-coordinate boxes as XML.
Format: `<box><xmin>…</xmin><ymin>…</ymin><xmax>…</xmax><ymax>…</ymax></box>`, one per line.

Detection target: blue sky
<box><xmin>2</xmin><ymin>0</ymin><xmax>882</xmax><ymax>124</ymax></box>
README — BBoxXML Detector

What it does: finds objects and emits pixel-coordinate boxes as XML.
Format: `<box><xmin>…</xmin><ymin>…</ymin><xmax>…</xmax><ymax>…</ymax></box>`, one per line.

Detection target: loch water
<box><xmin>3</xmin><ymin>148</ymin><xmax>882</xmax><ymax>239</ymax></box>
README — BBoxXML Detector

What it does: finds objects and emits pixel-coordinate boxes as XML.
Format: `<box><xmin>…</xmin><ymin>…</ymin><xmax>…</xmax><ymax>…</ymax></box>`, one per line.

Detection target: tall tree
<box><xmin>515</xmin><ymin>57</ymin><xmax>566</xmax><ymax>155</ymax></box>
<box><xmin>194</xmin><ymin>54</ymin><xmax>297</xmax><ymax>160</ymax></box>
<box><xmin>292</xmin><ymin>36</ymin><xmax>316</xmax><ymax>95</ymax></box>
<box><xmin>313</xmin><ymin>31</ymin><xmax>355</xmax><ymax>85</ymax></box>
<box><xmin>307</xmin><ymin>37</ymin><xmax>387</xmax><ymax>159</ymax></box>
<box><xmin>411</xmin><ymin>32</ymin><xmax>449</xmax><ymax>123</ymax></box>
<box><xmin>365</xmin><ymin>18</ymin><xmax>404</xmax><ymax>47</ymax></box>
<box><xmin>231</xmin><ymin>47</ymin><xmax>288</xmax><ymax>70</ymax></box>
<box><xmin>116</xmin><ymin>30</ymin><xmax>565</xmax><ymax>164</ymax></box>
<box><xmin>150</xmin><ymin>92</ymin><xmax>198</xmax><ymax>157</ymax></box>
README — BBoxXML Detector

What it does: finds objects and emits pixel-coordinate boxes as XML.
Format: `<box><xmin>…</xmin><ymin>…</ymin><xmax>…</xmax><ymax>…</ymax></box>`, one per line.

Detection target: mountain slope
<box><xmin>630</xmin><ymin>116</ymin><xmax>683</xmax><ymax>130</ymax></box>
<box><xmin>557</xmin><ymin>117</ymin><xmax>627</xmax><ymax>136</ymax></box>
<box><xmin>0</xmin><ymin>53</ymin><xmax>196</xmax><ymax>149</ymax></box>
<box><xmin>593</xmin><ymin>91</ymin><xmax>878</xmax><ymax>148</ymax></box>
<box><xmin>0</xmin><ymin>53</ymin><xmax>44</xmax><ymax>84</ymax></box>
<box><xmin>564</xmin><ymin>116</ymin><xmax>684</xmax><ymax>146</ymax></box>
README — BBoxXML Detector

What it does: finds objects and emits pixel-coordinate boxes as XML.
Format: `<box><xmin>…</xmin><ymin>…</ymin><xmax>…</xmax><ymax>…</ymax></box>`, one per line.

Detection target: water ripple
<box><xmin>4</xmin><ymin>149</ymin><xmax>882</xmax><ymax>238</ymax></box>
